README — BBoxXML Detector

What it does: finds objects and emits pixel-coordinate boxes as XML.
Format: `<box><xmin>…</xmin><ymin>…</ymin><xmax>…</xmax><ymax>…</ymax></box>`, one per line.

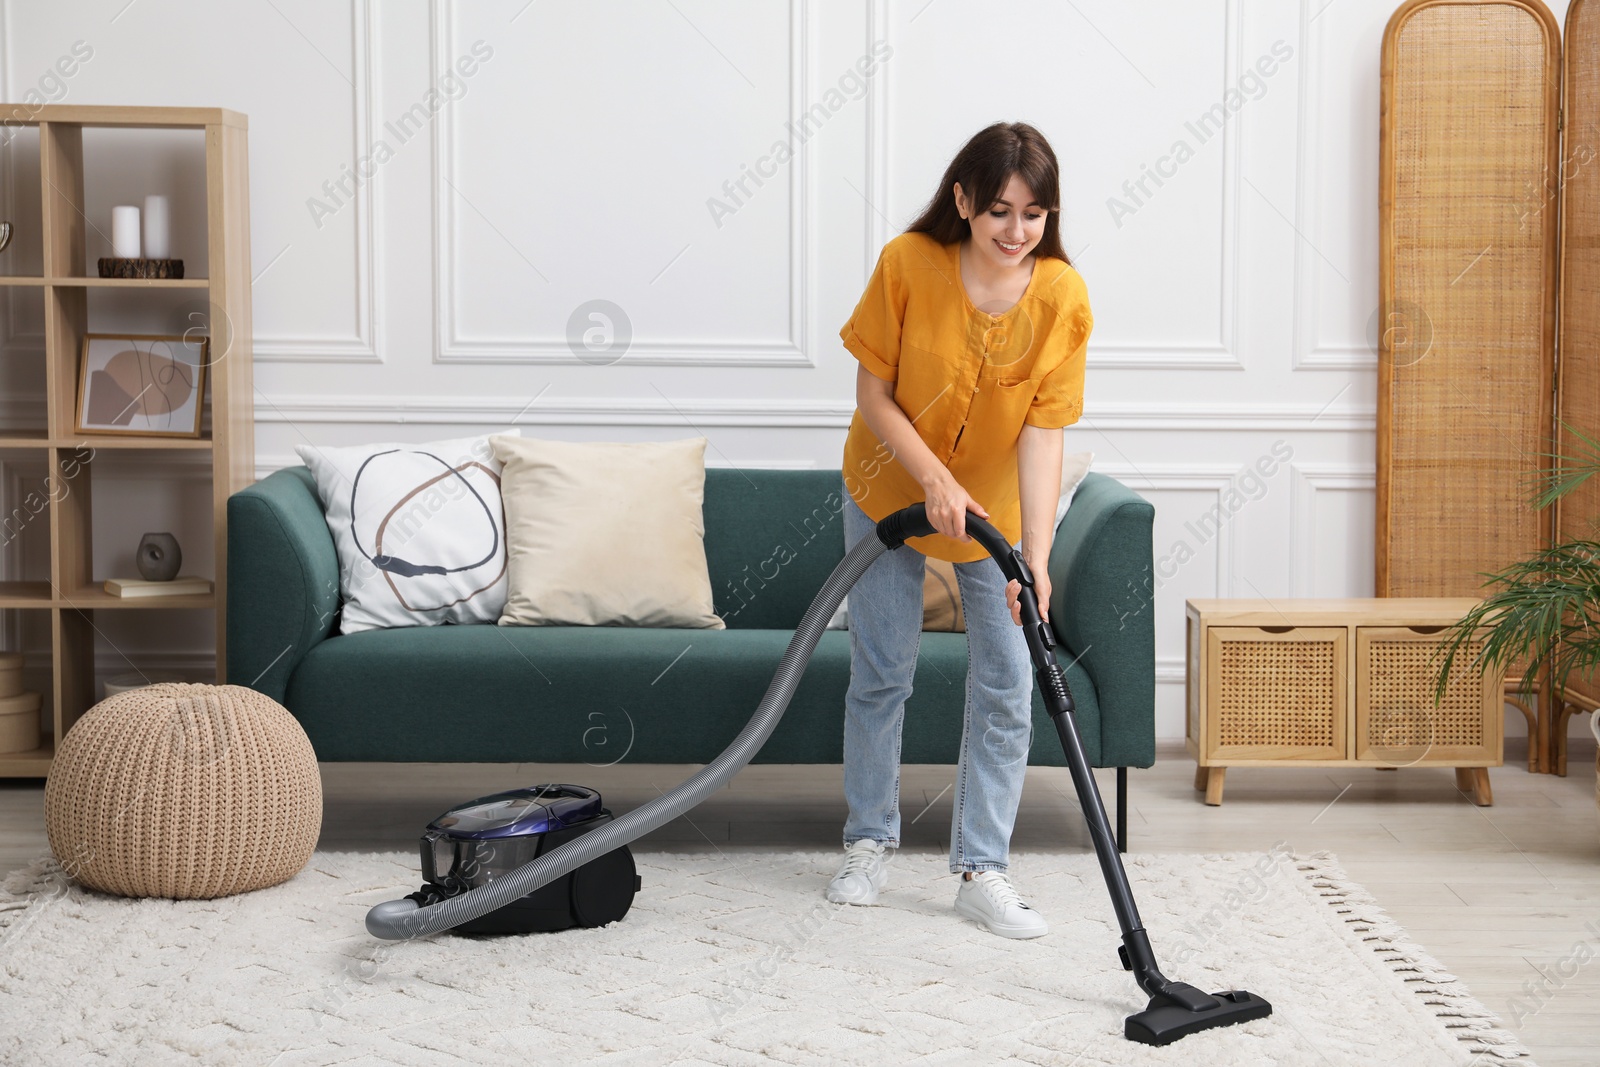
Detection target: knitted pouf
<box><xmin>44</xmin><ymin>682</ymin><xmax>322</xmax><ymax>900</ymax></box>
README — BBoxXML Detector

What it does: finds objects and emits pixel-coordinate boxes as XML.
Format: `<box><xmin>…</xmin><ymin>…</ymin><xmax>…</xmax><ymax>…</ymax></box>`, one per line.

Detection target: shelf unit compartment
<box><xmin>1203</xmin><ymin>625</ymin><xmax>1348</xmax><ymax>761</ymax></box>
<box><xmin>0</xmin><ymin>284</ymin><xmax>48</xmax><ymax>438</ymax></box>
<box><xmin>52</xmin><ymin>605</ymin><xmax>93</xmax><ymax>743</ymax></box>
<box><xmin>44</xmin><ymin>285</ymin><xmax>86</xmax><ymax>440</ymax></box>
<box><xmin>0</xmin><ymin>608</ymin><xmax>54</xmax><ymax>774</ymax></box>
<box><xmin>1355</xmin><ymin>625</ymin><xmax>1501</xmax><ymax>765</ymax></box>
<box><xmin>49</xmin><ymin>443</ymin><xmax>94</xmax><ymax>598</ymax></box>
<box><xmin>85</xmin><ymin>604</ymin><xmax>215</xmax><ymax>710</ymax></box>
<box><xmin>38</xmin><ymin>444</ymin><xmax>216</xmax><ymax>609</ymax></box>
<box><xmin>1</xmin><ymin>445</ymin><xmax>60</xmax><ymax>610</ymax></box>
<box><xmin>82</xmin><ymin>286</ymin><xmax>225</xmax><ymax>440</ymax></box>
<box><xmin>0</xmin><ymin>121</ymin><xmax>45</xmax><ymax>279</ymax></box>
<box><xmin>78</xmin><ymin>126</ymin><xmax>209</xmax><ymax>280</ymax></box>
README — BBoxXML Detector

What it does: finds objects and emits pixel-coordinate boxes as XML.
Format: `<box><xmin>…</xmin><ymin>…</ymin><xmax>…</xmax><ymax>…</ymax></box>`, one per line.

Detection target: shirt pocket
<box><xmin>977</xmin><ymin>363</ymin><xmax>1036</xmax><ymax>387</ymax></box>
<box><xmin>976</xmin><ymin>363</ymin><xmax>1040</xmax><ymax>407</ymax></box>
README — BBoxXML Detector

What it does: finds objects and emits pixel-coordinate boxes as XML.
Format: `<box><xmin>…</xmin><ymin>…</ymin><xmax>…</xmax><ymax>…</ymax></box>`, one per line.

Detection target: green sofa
<box><xmin>227</xmin><ymin>466</ymin><xmax>1156</xmax><ymax>846</ymax></box>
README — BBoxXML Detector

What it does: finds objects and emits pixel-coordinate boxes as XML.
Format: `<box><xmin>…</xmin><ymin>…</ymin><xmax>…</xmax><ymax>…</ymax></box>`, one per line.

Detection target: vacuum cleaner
<box><xmin>366</xmin><ymin>502</ymin><xmax>1272</xmax><ymax>1046</ymax></box>
<box><xmin>404</xmin><ymin>784</ymin><xmax>640</xmax><ymax>934</ymax></box>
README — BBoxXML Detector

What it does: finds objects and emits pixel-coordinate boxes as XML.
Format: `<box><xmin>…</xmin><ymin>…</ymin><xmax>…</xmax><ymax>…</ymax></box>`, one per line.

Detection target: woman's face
<box><xmin>955</xmin><ymin>173</ymin><xmax>1047</xmax><ymax>271</ymax></box>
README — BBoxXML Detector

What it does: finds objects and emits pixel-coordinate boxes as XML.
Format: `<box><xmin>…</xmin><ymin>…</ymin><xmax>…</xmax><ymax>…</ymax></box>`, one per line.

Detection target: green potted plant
<box><xmin>1431</xmin><ymin>418</ymin><xmax>1600</xmax><ymax>731</ymax></box>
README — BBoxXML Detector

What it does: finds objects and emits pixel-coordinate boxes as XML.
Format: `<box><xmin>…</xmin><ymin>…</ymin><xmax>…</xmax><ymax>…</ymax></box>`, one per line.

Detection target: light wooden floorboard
<box><xmin>1</xmin><ymin>736</ymin><xmax>1595</xmax><ymax>1062</ymax></box>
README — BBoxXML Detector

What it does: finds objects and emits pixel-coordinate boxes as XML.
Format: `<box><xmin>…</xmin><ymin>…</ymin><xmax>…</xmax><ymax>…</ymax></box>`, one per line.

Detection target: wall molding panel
<box><xmin>1104</xmin><ymin>464</ymin><xmax>1245</xmax><ymax>600</ymax></box>
<box><xmin>432</xmin><ymin>0</ymin><xmax>816</xmax><ymax>366</ymax></box>
<box><xmin>871</xmin><ymin>0</ymin><xmax>1247</xmax><ymax>372</ymax></box>
<box><xmin>1289</xmin><ymin>462</ymin><xmax>1375</xmax><ymax>597</ymax></box>
<box><xmin>251</xmin><ymin>0</ymin><xmax>383</xmax><ymax>363</ymax></box>
<box><xmin>1290</xmin><ymin>0</ymin><xmax>1371</xmax><ymax>372</ymax></box>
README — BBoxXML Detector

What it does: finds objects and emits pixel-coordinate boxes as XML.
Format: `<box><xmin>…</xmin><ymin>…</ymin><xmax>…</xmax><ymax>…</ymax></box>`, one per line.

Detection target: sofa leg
<box><xmin>1116</xmin><ymin>767</ymin><xmax>1128</xmax><ymax>854</ymax></box>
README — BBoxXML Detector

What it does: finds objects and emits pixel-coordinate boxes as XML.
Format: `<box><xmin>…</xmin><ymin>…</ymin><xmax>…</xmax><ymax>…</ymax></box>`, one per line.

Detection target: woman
<box><xmin>827</xmin><ymin>121</ymin><xmax>1093</xmax><ymax>939</ymax></box>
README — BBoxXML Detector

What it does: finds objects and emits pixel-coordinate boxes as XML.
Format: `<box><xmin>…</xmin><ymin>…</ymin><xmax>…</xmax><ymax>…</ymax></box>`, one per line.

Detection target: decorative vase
<box><xmin>0</xmin><ymin>220</ymin><xmax>12</xmax><ymax>254</ymax></box>
<box><xmin>136</xmin><ymin>532</ymin><xmax>182</xmax><ymax>581</ymax></box>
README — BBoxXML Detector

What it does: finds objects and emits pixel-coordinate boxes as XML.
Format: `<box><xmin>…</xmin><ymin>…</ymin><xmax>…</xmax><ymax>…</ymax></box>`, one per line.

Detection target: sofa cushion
<box><xmin>282</xmin><ymin>623</ymin><xmax>1102</xmax><ymax>765</ymax></box>
<box><xmin>922</xmin><ymin>560</ymin><xmax>965</xmax><ymax>631</ymax></box>
<box><xmin>491</xmin><ymin>435</ymin><xmax>723</xmax><ymax>629</ymax></box>
<box><xmin>293</xmin><ymin>430</ymin><xmax>517</xmax><ymax>634</ymax></box>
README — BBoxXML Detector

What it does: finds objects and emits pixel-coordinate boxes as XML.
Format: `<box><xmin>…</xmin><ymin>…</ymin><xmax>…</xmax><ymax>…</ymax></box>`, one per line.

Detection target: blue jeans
<box><xmin>840</xmin><ymin>492</ymin><xmax>1034</xmax><ymax>874</ymax></box>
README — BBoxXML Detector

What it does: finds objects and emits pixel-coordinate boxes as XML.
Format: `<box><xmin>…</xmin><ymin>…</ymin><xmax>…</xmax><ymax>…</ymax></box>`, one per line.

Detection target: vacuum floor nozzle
<box><xmin>1125</xmin><ymin>988</ymin><xmax>1273</xmax><ymax>1046</ymax></box>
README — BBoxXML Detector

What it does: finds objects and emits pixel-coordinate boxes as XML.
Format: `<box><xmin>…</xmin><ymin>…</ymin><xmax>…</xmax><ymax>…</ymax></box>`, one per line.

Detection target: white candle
<box><xmin>112</xmin><ymin>205</ymin><xmax>141</xmax><ymax>258</ymax></box>
<box><xmin>142</xmin><ymin>195</ymin><xmax>170</xmax><ymax>259</ymax></box>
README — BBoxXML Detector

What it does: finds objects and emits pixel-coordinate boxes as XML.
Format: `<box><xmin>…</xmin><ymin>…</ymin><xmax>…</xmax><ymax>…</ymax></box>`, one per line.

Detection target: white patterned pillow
<box><xmin>294</xmin><ymin>430</ymin><xmax>519</xmax><ymax>634</ymax></box>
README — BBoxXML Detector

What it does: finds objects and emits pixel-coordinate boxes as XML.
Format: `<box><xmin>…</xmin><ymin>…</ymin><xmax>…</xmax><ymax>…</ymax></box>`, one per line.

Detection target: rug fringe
<box><xmin>1294</xmin><ymin>850</ymin><xmax>1535</xmax><ymax>1063</ymax></box>
<box><xmin>0</xmin><ymin>854</ymin><xmax>69</xmax><ymax>936</ymax></box>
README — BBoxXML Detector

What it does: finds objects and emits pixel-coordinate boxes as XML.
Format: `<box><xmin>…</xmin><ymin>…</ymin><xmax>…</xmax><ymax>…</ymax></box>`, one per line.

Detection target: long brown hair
<box><xmin>904</xmin><ymin>122</ymin><xmax>1071</xmax><ymax>266</ymax></box>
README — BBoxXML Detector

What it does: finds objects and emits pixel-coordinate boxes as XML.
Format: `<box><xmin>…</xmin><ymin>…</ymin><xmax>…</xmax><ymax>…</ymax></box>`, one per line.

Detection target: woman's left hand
<box><xmin>1005</xmin><ymin>567</ymin><xmax>1050</xmax><ymax>627</ymax></box>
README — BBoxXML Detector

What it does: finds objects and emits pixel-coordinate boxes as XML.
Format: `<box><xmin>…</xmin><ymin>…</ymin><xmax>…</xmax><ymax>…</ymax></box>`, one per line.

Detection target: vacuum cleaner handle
<box><xmin>947</xmin><ymin>509</ymin><xmax>1063</xmax><ymax>693</ymax></box>
<box><xmin>889</xmin><ymin>503</ymin><xmax>1073</xmax><ymax>718</ymax></box>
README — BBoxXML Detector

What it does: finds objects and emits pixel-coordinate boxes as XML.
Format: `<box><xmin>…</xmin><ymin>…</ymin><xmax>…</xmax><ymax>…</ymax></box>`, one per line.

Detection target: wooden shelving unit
<box><xmin>0</xmin><ymin>105</ymin><xmax>253</xmax><ymax>777</ymax></box>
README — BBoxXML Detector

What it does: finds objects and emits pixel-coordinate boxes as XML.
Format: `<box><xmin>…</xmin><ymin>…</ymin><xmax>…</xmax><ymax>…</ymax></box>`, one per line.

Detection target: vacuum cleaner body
<box><xmin>404</xmin><ymin>784</ymin><xmax>640</xmax><ymax>935</ymax></box>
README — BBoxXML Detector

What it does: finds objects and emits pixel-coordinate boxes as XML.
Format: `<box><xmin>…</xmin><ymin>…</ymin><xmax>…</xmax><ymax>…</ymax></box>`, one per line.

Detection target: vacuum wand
<box><xmin>941</xmin><ymin>504</ymin><xmax>1271</xmax><ymax>1046</ymax></box>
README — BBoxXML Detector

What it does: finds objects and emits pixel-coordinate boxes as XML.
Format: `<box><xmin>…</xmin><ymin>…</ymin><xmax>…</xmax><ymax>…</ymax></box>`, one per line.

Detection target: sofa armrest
<box><xmin>1046</xmin><ymin>471</ymin><xmax>1156</xmax><ymax>768</ymax></box>
<box><xmin>226</xmin><ymin>466</ymin><xmax>341</xmax><ymax>703</ymax></box>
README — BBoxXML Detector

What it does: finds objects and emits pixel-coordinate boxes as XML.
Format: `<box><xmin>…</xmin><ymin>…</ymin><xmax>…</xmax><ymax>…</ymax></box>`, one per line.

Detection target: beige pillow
<box><xmin>922</xmin><ymin>450</ymin><xmax>1094</xmax><ymax>632</ymax></box>
<box><xmin>489</xmin><ymin>435</ymin><xmax>725</xmax><ymax>629</ymax></box>
<box><xmin>924</xmin><ymin>560</ymin><xmax>966</xmax><ymax>632</ymax></box>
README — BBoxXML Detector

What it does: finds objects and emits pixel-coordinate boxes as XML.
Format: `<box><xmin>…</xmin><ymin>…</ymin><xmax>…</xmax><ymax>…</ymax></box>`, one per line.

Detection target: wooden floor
<box><xmin>2</xmin><ymin>737</ymin><xmax>1596</xmax><ymax>1065</ymax></box>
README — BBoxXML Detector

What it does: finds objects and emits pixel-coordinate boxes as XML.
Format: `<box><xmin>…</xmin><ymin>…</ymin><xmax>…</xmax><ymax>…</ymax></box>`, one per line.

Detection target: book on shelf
<box><xmin>103</xmin><ymin>575</ymin><xmax>214</xmax><ymax>598</ymax></box>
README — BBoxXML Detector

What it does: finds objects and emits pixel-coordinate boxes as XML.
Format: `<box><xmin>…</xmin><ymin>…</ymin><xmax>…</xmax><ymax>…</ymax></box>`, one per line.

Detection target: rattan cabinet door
<box><xmin>1204</xmin><ymin>627</ymin><xmax>1347</xmax><ymax>761</ymax></box>
<box><xmin>1355</xmin><ymin>626</ymin><xmax>1501</xmax><ymax>764</ymax></box>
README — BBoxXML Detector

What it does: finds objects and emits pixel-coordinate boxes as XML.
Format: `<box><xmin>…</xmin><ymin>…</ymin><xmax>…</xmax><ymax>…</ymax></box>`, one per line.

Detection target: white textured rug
<box><xmin>0</xmin><ymin>848</ymin><xmax>1532</xmax><ymax>1066</ymax></box>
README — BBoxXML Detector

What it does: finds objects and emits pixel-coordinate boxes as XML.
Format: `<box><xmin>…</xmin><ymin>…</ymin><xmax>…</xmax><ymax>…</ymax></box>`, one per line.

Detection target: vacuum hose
<box><xmin>365</xmin><ymin>501</ymin><xmax>937</xmax><ymax>940</ymax></box>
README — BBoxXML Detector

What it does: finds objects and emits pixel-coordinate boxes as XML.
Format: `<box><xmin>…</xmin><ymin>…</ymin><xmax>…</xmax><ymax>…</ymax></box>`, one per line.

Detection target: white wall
<box><xmin>0</xmin><ymin>0</ymin><xmax>1583</xmax><ymax>740</ymax></box>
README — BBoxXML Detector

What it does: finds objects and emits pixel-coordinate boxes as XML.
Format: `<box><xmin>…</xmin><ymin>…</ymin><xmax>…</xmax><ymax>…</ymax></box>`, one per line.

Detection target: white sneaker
<box><xmin>954</xmin><ymin>871</ymin><xmax>1048</xmax><ymax>938</ymax></box>
<box><xmin>825</xmin><ymin>839</ymin><xmax>892</xmax><ymax>904</ymax></box>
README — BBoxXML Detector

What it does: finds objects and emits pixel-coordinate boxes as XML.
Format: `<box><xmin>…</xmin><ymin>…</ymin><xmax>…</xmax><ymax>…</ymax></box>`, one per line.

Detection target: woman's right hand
<box><xmin>921</xmin><ymin>472</ymin><xmax>988</xmax><ymax>542</ymax></box>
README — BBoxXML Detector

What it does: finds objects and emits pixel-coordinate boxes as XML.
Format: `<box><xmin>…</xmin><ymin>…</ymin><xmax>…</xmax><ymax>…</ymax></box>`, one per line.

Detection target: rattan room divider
<box><xmin>1378</xmin><ymin>0</ymin><xmax>1600</xmax><ymax>775</ymax></box>
<box><xmin>1556</xmin><ymin>0</ymin><xmax>1600</xmax><ymax>774</ymax></box>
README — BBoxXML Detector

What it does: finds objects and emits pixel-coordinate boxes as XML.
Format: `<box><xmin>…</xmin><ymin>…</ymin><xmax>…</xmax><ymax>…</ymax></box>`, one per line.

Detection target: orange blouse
<box><xmin>839</xmin><ymin>230</ymin><xmax>1093</xmax><ymax>564</ymax></box>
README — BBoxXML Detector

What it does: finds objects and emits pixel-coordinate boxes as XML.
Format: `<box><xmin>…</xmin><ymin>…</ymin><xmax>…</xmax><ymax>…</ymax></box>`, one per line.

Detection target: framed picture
<box><xmin>75</xmin><ymin>332</ymin><xmax>208</xmax><ymax>438</ymax></box>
